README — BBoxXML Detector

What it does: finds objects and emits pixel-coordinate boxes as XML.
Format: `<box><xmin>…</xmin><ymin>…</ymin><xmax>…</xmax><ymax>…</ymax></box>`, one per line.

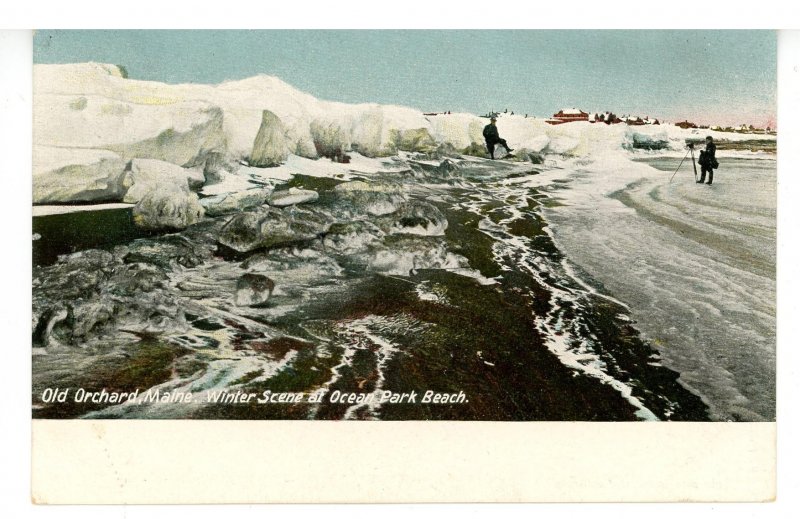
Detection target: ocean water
<box><xmin>535</xmin><ymin>155</ymin><xmax>776</xmax><ymax>421</ymax></box>
<box><xmin>33</xmin><ymin>207</ymin><xmax>157</xmax><ymax>266</ymax></box>
<box><xmin>34</xmin><ymin>153</ymin><xmax>763</xmax><ymax>421</ymax></box>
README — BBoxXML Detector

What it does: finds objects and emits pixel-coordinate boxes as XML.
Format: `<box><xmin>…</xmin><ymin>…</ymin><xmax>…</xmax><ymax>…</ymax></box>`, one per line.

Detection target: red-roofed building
<box><xmin>547</xmin><ymin>108</ymin><xmax>589</xmax><ymax>125</ymax></box>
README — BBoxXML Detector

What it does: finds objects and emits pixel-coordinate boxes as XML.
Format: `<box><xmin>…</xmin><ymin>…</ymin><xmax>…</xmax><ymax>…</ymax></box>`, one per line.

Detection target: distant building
<box><xmin>547</xmin><ymin>108</ymin><xmax>589</xmax><ymax>125</ymax></box>
<box><xmin>623</xmin><ymin>115</ymin><xmax>646</xmax><ymax>126</ymax></box>
<box><xmin>553</xmin><ymin>108</ymin><xmax>666</xmax><ymax>126</ymax></box>
<box><xmin>592</xmin><ymin>111</ymin><xmax>622</xmax><ymax>125</ymax></box>
<box><xmin>675</xmin><ymin>120</ymin><xmax>697</xmax><ymax>129</ymax></box>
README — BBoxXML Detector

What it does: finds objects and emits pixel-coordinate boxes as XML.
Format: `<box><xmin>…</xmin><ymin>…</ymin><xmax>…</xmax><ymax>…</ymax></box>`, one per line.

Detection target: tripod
<box><xmin>669</xmin><ymin>146</ymin><xmax>698</xmax><ymax>183</ymax></box>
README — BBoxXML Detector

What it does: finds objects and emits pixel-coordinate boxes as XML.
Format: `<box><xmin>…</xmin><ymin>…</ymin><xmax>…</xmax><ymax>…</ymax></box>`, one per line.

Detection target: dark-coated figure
<box><xmin>697</xmin><ymin>136</ymin><xmax>718</xmax><ymax>185</ymax></box>
<box><xmin>483</xmin><ymin>117</ymin><xmax>513</xmax><ymax>160</ymax></box>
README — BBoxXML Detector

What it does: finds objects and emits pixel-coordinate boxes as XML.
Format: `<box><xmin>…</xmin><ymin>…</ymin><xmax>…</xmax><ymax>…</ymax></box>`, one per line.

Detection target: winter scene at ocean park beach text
<box><xmin>31</xmin><ymin>30</ymin><xmax>776</xmax><ymax>422</ymax></box>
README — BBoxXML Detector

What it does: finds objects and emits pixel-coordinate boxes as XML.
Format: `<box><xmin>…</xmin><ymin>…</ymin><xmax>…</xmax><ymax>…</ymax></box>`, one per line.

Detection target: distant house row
<box><xmin>676</xmin><ymin>121</ymin><xmax>775</xmax><ymax>134</ymax></box>
<box><xmin>710</xmin><ymin>124</ymin><xmax>775</xmax><ymax>134</ymax></box>
<box><xmin>545</xmin><ymin>109</ymin><xmax>660</xmax><ymax>126</ymax></box>
<box><xmin>467</xmin><ymin>108</ymin><xmax>774</xmax><ymax>134</ymax></box>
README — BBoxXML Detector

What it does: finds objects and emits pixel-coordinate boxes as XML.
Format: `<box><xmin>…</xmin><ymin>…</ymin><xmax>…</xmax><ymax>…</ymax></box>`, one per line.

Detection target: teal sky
<box><xmin>33</xmin><ymin>30</ymin><xmax>777</xmax><ymax>127</ymax></box>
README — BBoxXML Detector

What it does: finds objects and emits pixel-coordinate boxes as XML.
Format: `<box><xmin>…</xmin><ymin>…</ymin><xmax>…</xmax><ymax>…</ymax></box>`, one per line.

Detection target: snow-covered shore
<box><xmin>34</xmin><ymin>62</ymin><xmax>774</xmax><ymax>211</ymax></box>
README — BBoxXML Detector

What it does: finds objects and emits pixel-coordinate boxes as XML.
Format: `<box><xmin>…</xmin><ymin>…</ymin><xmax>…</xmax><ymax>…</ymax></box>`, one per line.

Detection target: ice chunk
<box><xmin>123</xmin><ymin>158</ymin><xmax>205</xmax><ymax>203</ymax></box>
<box><xmin>268</xmin><ymin>188</ymin><xmax>319</xmax><ymax>207</ymax></box>
<box><xmin>380</xmin><ymin>201</ymin><xmax>449</xmax><ymax>236</ymax></box>
<box><xmin>234</xmin><ymin>273</ymin><xmax>275</xmax><ymax>307</ymax></box>
<box><xmin>217</xmin><ymin>207</ymin><xmax>330</xmax><ymax>253</ymax></box>
<box><xmin>200</xmin><ymin>188</ymin><xmax>270</xmax><ymax>216</ymax></box>
<box><xmin>249</xmin><ymin>110</ymin><xmax>288</xmax><ymax>167</ymax></box>
<box><xmin>364</xmin><ymin>236</ymin><xmax>467</xmax><ymax>276</ymax></box>
<box><xmin>33</xmin><ymin>146</ymin><xmax>127</xmax><ymax>204</ymax></box>
<box><xmin>132</xmin><ymin>184</ymin><xmax>205</xmax><ymax>231</ymax></box>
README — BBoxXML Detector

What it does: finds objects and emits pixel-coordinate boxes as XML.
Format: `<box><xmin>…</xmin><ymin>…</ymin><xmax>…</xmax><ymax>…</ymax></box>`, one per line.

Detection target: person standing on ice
<box><xmin>697</xmin><ymin>135</ymin><xmax>718</xmax><ymax>185</ymax></box>
<box><xmin>483</xmin><ymin>117</ymin><xmax>513</xmax><ymax>159</ymax></box>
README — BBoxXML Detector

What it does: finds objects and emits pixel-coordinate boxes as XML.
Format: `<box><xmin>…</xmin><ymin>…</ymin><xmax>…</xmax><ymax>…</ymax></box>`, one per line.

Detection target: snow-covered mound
<box><xmin>33</xmin><ymin>62</ymin><xmax>775</xmax><ymax>205</ymax></box>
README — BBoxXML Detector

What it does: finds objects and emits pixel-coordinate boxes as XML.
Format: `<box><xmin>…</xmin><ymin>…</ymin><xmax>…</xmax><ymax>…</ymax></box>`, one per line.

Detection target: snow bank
<box><xmin>34</xmin><ymin>62</ymin><xmax>776</xmax><ymax>205</ymax></box>
<box><xmin>33</xmin><ymin>93</ymin><xmax>225</xmax><ymax>165</ymax></box>
<box><xmin>427</xmin><ymin>113</ymin><xmax>484</xmax><ymax>149</ymax></box>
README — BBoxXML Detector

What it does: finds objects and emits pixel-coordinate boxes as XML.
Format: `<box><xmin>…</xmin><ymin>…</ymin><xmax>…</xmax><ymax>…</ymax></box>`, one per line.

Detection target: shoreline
<box><xmin>538</xmin><ymin>153</ymin><xmax>776</xmax><ymax>421</ymax></box>
<box><xmin>32</xmin><ymin>155</ymin><xmax>713</xmax><ymax>421</ymax></box>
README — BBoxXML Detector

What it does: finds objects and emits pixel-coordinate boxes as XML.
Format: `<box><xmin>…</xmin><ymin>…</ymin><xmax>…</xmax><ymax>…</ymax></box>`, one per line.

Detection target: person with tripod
<box><xmin>670</xmin><ymin>137</ymin><xmax>720</xmax><ymax>185</ymax></box>
<box><xmin>697</xmin><ymin>136</ymin><xmax>718</xmax><ymax>185</ymax></box>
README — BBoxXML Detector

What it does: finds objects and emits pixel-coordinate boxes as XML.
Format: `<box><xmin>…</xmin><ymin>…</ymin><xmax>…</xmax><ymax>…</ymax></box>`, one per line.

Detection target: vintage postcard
<box><xmin>29</xmin><ymin>29</ymin><xmax>777</xmax><ymax>502</ymax></box>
